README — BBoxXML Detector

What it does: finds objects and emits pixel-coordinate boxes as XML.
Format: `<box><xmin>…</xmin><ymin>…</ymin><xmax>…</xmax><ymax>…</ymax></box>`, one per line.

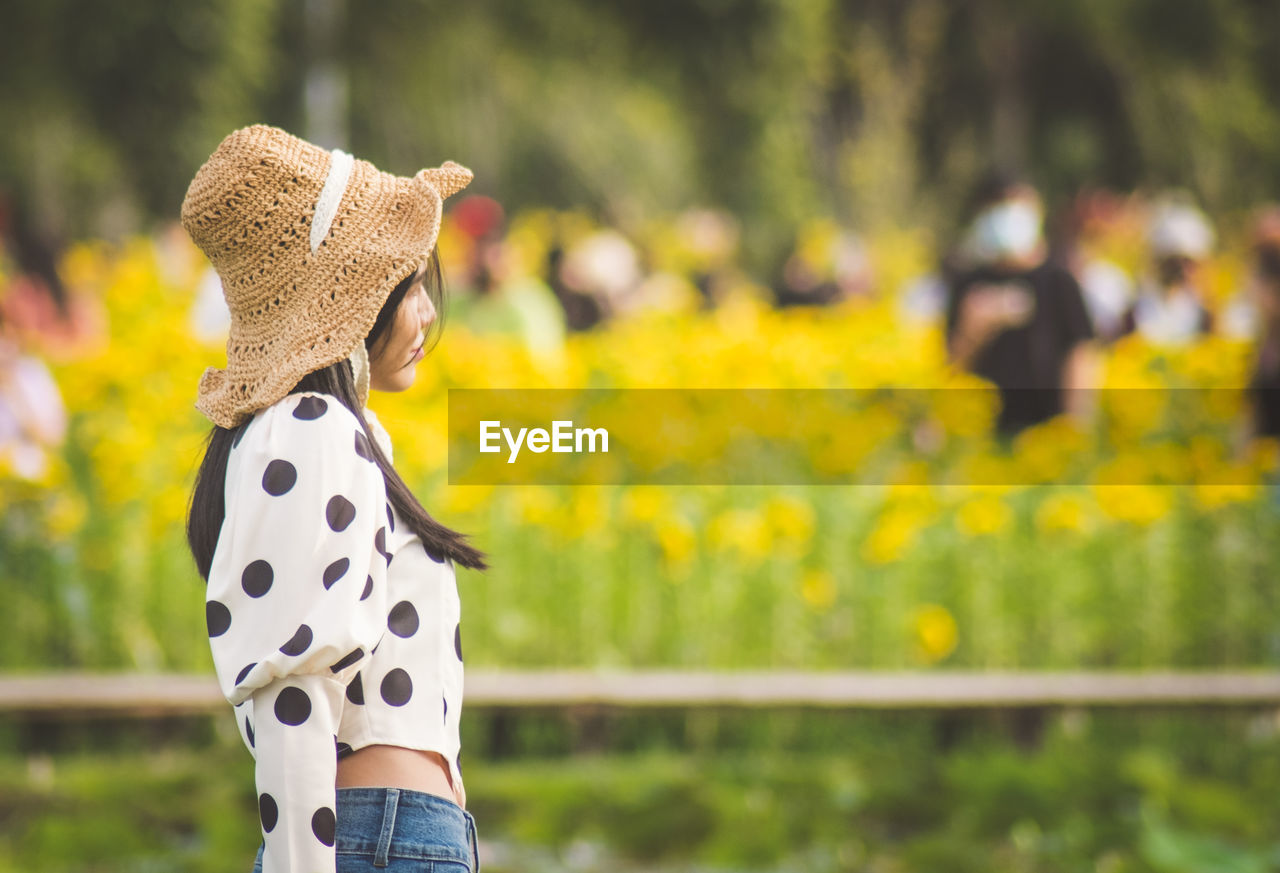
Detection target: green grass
<box><xmin>5</xmin><ymin>484</ymin><xmax>1279</xmax><ymax>674</ymax></box>
<box><xmin>2</xmin><ymin>708</ymin><xmax>1279</xmax><ymax>873</ymax></box>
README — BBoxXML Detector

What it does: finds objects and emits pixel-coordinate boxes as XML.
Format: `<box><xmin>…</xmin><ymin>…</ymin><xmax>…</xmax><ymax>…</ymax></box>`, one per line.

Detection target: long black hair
<box><xmin>186</xmin><ymin>249</ymin><xmax>488</xmax><ymax>581</ymax></box>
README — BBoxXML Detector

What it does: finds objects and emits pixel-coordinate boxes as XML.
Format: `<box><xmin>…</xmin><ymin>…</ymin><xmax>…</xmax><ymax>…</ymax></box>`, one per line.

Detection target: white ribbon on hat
<box><xmin>314</xmin><ymin>149</ymin><xmax>368</xmax><ymax>404</ymax></box>
<box><xmin>348</xmin><ymin>339</ymin><xmax>371</xmax><ymax>407</ymax></box>
<box><xmin>310</xmin><ymin>148</ymin><xmax>354</xmax><ymax>254</ymax></box>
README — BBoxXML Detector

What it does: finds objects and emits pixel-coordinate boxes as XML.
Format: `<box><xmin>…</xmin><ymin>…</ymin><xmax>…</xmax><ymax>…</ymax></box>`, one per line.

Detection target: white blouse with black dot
<box><xmin>205</xmin><ymin>391</ymin><xmax>465</xmax><ymax>873</ymax></box>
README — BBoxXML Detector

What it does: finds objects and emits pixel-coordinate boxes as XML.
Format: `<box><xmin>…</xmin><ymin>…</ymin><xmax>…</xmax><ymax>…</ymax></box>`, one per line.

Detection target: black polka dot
<box><xmin>326</xmin><ymin>495</ymin><xmax>356</xmax><ymax>532</ymax></box>
<box><xmin>323</xmin><ymin>558</ymin><xmax>350</xmax><ymax>589</ymax></box>
<box><xmin>354</xmin><ymin>430</ymin><xmax>373</xmax><ymax>462</ymax></box>
<box><xmin>206</xmin><ymin>601</ymin><xmax>231</xmax><ymax>637</ymax></box>
<box><xmin>360</xmin><ymin>575</ymin><xmax>373</xmax><ymax>601</ymax></box>
<box><xmin>262</xmin><ymin>459</ymin><xmax>297</xmax><ymax>496</ymax></box>
<box><xmin>454</xmin><ymin>623</ymin><xmax>463</xmax><ymax>661</ymax></box>
<box><xmin>241</xmin><ymin>560</ymin><xmax>273</xmax><ymax>598</ymax></box>
<box><xmin>442</xmin><ymin>695</ymin><xmax>448</xmax><ymax>723</ymax></box>
<box><xmin>456</xmin><ymin>750</ymin><xmax>462</xmax><ymax>774</ymax></box>
<box><xmin>259</xmin><ymin>793</ymin><xmax>279</xmax><ymax>833</ymax></box>
<box><xmin>380</xmin><ymin>668</ymin><xmax>413</xmax><ymax>706</ymax></box>
<box><xmin>375</xmin><ymin>527</ymin><xmax>391</xmax><ymax>565</ymax></box>
<box><xmin>245</xmin><ymin>717</ymin><xmax>255</xmax><ymax>748</ymax></box>
<box><xmin>424</xmin><ymin>541</ymin><xmax>445</xmax><ymax>564</ymax></box>
<box><xmin>235</xmin><ymin>662</ymin><xmax>257</xmax><ymax>685</ymax></box>
<box><xmin>311</xmin><ymin>807</ymin><xmax>336</xmax><ymax>846</ymax></box>
<box><xmin>346</xmin><ymin>673</ymin><xmax>365</xmax><ymax>705</ymax></box>
<box><xmin>294</xmin><ymin>395</ymin><xmax>328</xmax><ymax>420</ymax></box>
<box><xmin>274</xmin><ymin>686</ymin><xmax>312</xmax><ymax>725</ymax></box>
<box><xmin>386</xmin><ymin>504</ymin><xmax>395</xmax><ymax>532</ymax></box>
<box><xmin>329</xmin><ymin>647</ymin><xmax>364</xmax><ymax>672</ymax></box>
<box><xmin>388</xmin><ymin>601</ymin><xmax>418</xmax><ymax>637</ymax></box>
<box><xmin>279</xmin><ymin>624</ymin><xmax>313</xmax><ymax>656</ymax></box>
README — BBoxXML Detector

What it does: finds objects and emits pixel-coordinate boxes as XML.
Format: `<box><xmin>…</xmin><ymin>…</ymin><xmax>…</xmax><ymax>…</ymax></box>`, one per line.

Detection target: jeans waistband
<box><xmin>335</xmin><ymin>787</ymin><xmax>479</xmax><ymax>871</ymax></box>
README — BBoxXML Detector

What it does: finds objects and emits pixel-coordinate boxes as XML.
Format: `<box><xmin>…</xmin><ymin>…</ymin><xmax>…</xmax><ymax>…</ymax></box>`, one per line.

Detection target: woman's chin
<box><xmin>390</xmin><ymin>369</ymin><xmax>417</xmax><ymax>391</ymax></box>
<box><xmin>369</xmin><ymin>371</ymin><xmax>416</xmax><ymax>394</ymax></box>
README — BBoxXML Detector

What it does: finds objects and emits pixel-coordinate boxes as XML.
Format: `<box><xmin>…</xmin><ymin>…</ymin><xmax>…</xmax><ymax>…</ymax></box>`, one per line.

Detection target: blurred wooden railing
<box><xmin>1</xmin><ymin>670</ymin><xmax>1279</xmax><ymax>717</ymax></box>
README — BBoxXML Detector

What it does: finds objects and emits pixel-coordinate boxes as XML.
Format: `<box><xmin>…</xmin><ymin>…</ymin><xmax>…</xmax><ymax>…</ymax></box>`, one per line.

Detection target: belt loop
<box><xmin>464</xmin><ymin>810</ymin><xmax>480</xmax><ymax>872</ymax></box>
<box><xmin>373</xmin><ymin>788</ymin><xmax>400</xmax><ymax>868</ymax></box>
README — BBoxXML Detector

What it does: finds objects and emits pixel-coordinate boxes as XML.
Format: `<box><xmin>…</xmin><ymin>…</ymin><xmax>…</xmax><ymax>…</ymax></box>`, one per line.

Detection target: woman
<box><xmin>945</xmin><ymin>169</ymin><xmax>1098</xmax><ymax>439</ymax></box>
<box><xmin>184</xmin><ymin>125</ymin><xmax>488</xmax><ymax>873</ymax></box>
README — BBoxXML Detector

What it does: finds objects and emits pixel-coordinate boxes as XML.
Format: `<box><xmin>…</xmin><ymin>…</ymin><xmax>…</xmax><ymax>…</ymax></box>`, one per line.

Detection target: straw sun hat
<box><xmin>181</xmin><ymin>124</ymin><xmax>472</xmax><ymax>429</ymax></box>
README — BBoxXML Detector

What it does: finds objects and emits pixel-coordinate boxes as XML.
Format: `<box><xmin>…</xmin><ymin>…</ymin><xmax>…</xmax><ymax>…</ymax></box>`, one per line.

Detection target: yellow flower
<box><xmin>707</xmin><ymin>507</ymin><xmax>772</xmax><ymax>564</ymax></box>
<box><xmin>564</xmin><ymin>487</ymin><xmax>609</xmax><ymax>539</ymax></box>
<box><xmin>1191</xmin><ymin>480</ymin><xmax>1260</xmax><ymax>511</ymax></box>
<box><xmin>1091</xmin><ymin>485</ymin><xmax>1174</xmax><ymax>526</ymax></box>
<box><xmin>1034</xmin><ymin>492</ymin><xmax>1090</xmax><ymax>534</ymax></box>
<box><xmin>955</xmin><ymin>493</ymin><xmax>1012</xmax><ymax>537</ymax></box>
<box><xmin>512</xmin><ymin>486</ymin><xmax>560</xmax><ymax>527</ymax></box>
<box><xmin>1011</xmin><ymin>417</ymin><xmax>1090</xmax><ymax>484</ymax></box>
<box><xmin>955</xmin><ymin>454</ymin><xmax>1019</xmax><ymax>491</ymax></box>
<box><xmin>887</xmin><ymin>482</ymin><xmax>942</xmax><ymax>509</ymax></box>
<box><xmin>1093</xmin><ymin>450</ymin><xmax>1156</xmax><ymax>486</ymax></box>
<box><xmin>1247</xmin><ymin>437</ymin><xmax>1280</xmax><ymax>475</ymax></box>
<box><xmin>933</xmin><ymin>372</ymin><xmax>999</xmax><ymax>438</ymax></box>
<box><xmin>912</xmin><ymin>603</ymin><xmax>958</xmax><ymax>664</ymax></box>
<box><xmin>620</xmin><ymin>486</ymin><xmax>671</xmax><ymax>525</ymax></box>
<box><xmin>799</xmin><ymin>569</ymin><xmax>837</xmax><ymax>611</ymax></box>
<box><xmin>763</xmin><ymin>494</ymin><xmax>816</xmax><ymax>557</ymax></box>
<box><xmin>442</xmin><ymin>484</ymin><xmax>495</xmax><ymax>516</ymax></box>
<box><xmin>654</xmin><ymin>516</ymin><xmax>697</xmax><ymax>572</ymax></box>
<box><xmin>861</xmin><ymin>504</ymin><xmax>926</xmax><ymax>564</ymax></box>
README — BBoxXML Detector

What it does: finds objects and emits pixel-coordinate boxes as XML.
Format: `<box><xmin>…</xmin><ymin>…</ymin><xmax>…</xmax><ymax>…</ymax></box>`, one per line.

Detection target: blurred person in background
<box><xmin>546</xmin><ymin>243</ymin><xmax>605</xmax><ymax>331</ymax></box>
<box><xmin>1059</xmin><ymin>188</ymin><xmax>1138</xmax><ymax>345</ymax></box>
<box><xmin>0</xmin><ymin>196</ymin><xmax>105</xmax><ymax>361</ymax></box>
<box><xmin>1221</xmin><ymin>207</ymin><xmax>1280</xmax><ymax>344</ymax></box>
<box><xmin>190</xmin><ymin>264</ymin><xmax>233</xmax><ymax>343</ymax></box>
<box><xmin>774</xmin><ymin>221</ymin><xmax>873</xmax><ymax>308</ymax></box>
<box><xmin>0</xmin><ymin>207</ymin><xmax>75</xmax><ymax>482</ymax></box>
<box><xmin>451</xmin><ymin>195</ymin><xmax>566</xmax><ymax>363</ymax></box>
<box><xmin>1119</xmin><ymin>194</ymin><xmax>1215</xmax><ymax>345</ymax></box>
<box><xmin>945</xmin><ymin>169</ymin><xmax>1100</xmax><ymax>439</ymax></box>
<box><xmin>0</xmin><ymin>310</ymin><xmax>67</xmax><ymax>481</ymax></box>
<box><xmin>0</xmin><ymin>192</ymin><xmax>70</xmax><ymax>321</ymax></box>
<box><xmin>678</xmin><ymin>207</ymin><xmax>741</xmax><ymax>310</ymax></box>
<box><xmin>555</xmin><ymin>228</ymin><xmax>642</xmax><ymax>326</ymax></box>
<box><xmin>1244</xmin><ymin>207</ymin><xmax>1280</xmax><ymax>441</ymax></box>
<box><xmin>897</xmin><ymin>268</ymin><xmax>951</xmax><ymax>328</ymax></box>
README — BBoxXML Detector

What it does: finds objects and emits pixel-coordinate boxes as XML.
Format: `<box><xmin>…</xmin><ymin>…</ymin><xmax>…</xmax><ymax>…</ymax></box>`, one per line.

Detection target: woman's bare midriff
<box><xmin>336</xmin><ymin>745</ymin><xmax>465</xmax><ymax>810</ymax></box>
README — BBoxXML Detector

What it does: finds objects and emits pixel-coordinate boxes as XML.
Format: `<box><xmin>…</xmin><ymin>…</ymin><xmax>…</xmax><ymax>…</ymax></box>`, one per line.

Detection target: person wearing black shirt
<box><xmin>1246</xmin><ymin>209</ymin><xmax>1280</xmax><ymax>439</ymax></box>
<box><xmin>945</xmin><ymin>173</ymin><xmax>1099</xmax><ymax>439</ymax></box>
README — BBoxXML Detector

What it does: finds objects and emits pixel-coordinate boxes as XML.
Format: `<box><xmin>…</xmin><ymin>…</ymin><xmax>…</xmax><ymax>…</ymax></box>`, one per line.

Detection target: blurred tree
<box><xmin>1</xmin><ymin>0</ymin><xmax>1278</xmax><ymax>265</ymax></box>
<box><xmin>0</xmin><ymin>0</ymin><xmax>280</xmax><ymax>243</ymax></box>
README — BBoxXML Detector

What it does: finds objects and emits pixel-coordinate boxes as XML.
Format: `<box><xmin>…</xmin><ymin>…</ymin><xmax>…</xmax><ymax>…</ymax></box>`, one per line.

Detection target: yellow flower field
<box><xmin>2</xmin><ymin>220</ymin><xmax>1278</xmax><ymax>673</ymax></box>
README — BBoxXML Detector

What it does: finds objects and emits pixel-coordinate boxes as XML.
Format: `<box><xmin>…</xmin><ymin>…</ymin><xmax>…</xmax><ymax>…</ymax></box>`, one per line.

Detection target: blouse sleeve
<box><xmin>205</xmin><ymin>391</ymin><xmax>392</xmax><ymax>873</ymax></box>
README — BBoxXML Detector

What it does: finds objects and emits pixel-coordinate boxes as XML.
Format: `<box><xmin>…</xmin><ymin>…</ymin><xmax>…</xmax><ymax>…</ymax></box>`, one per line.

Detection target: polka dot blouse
<box><xmin>205</xmin><ymin>391</ymin><xmax>465</xmax><ymax>873</ymax></box>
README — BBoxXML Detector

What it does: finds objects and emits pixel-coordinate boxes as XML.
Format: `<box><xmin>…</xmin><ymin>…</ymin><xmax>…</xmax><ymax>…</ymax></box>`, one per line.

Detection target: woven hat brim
<box><xmin>195</xmin><ymin>155</ymin><xmax>471</xmax><ymax>429</ymax></box>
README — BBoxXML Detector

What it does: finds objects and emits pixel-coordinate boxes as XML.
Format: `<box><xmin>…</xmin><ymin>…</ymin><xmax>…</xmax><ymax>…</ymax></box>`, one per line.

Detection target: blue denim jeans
<box><xmin>252</xmin><ymin>787</ymin><xmax>480</xmax><ymax>872</ymax></box>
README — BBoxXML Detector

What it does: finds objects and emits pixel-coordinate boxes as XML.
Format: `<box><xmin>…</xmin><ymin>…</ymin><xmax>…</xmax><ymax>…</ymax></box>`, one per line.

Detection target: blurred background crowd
<box><xmin>4</xmin><ymin>1</ymin><xmax>1280</xmax><ymax>871</ymax></box>
<box><xmin>4</xmin><ymin>0</ymin><xmax>1280</xmax><ymax>477</ymax></box>
<box><xmin>8</xmin><ymin>171</ymin><xmax>1280</xmax><ymax>479</ymax></box>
